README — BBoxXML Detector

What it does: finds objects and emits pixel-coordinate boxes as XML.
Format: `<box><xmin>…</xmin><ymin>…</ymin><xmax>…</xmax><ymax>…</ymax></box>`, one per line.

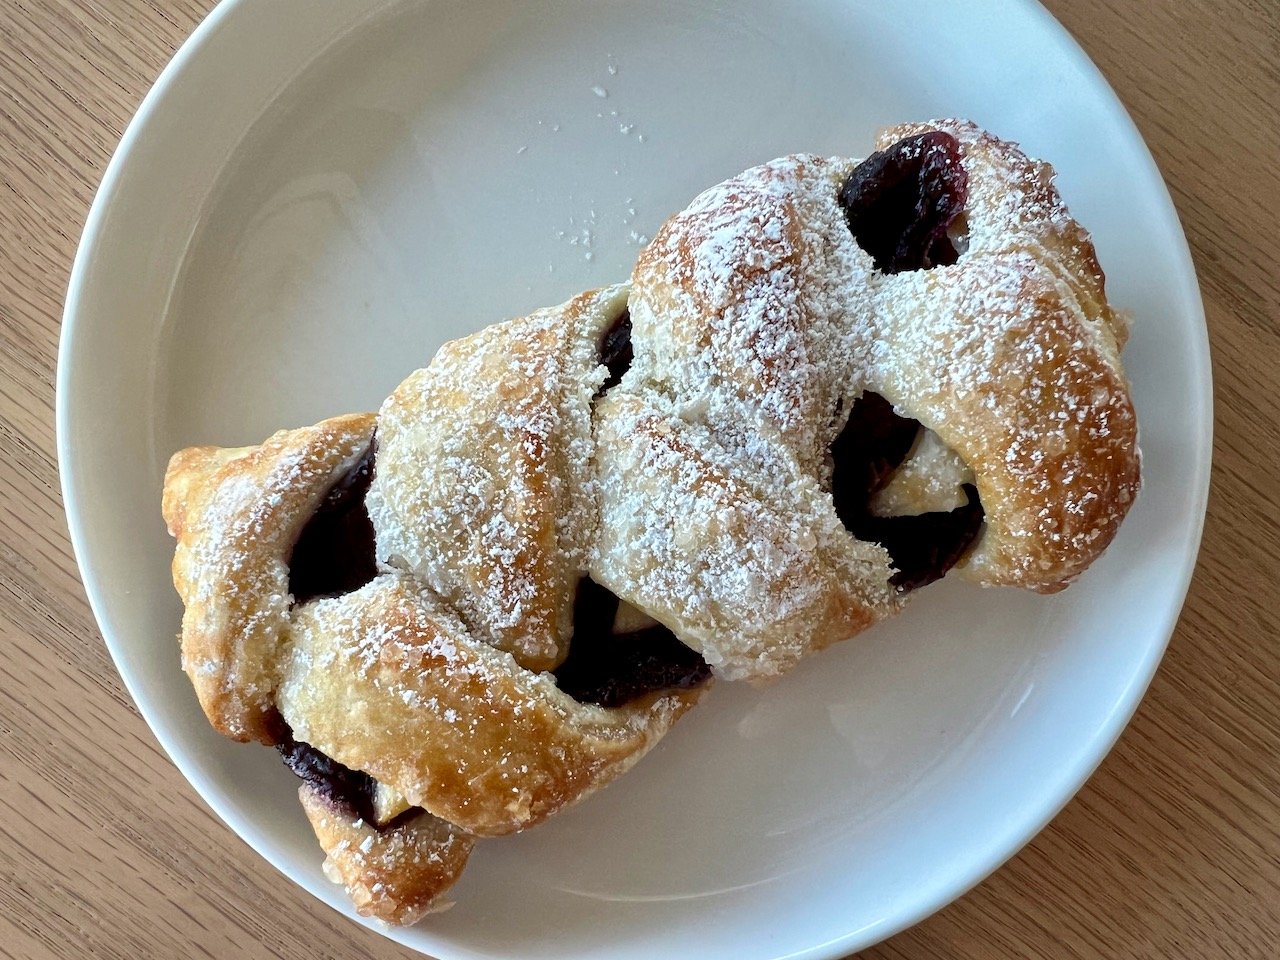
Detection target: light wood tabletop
<box><xmin>2</xmin><ymin>1</ymin><xmax>1276</xmax><ymax>957</ymax></box>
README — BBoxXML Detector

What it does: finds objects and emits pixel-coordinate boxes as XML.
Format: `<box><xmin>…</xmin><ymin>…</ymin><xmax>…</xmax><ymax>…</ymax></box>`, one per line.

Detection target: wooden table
<box><xmin>2</xmin><ymin>2</ymin><xmax>1276</xmax><ymax>957</ymax></box>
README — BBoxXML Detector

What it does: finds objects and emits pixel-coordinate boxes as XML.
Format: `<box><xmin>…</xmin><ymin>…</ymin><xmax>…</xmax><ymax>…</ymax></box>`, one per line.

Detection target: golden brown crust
<box><xmin>867</xmin><ymin>120</ymin><xmax>1140</xmax><ymax>591</ymax></box>
<box><xmin>606</xmin><ymin>153</ymin><xmax>908</xmax><ymax>678</ymax></box>
<box><xmin>880</xmin><ymin>120</ymin><xmax>1128</xmax><ymax>355</ymax></box>
<box><xmin>368</xmin><ymin>285</ymin><xmax>628</xmax><ymax>673</ymax></box>
<box><xmin>160</xmin><ymin>119</ymin><xmax>1140</xmax><ymax>923</ymax></box>
<box><xmin>867</xmin><ymin>254</ymin><xmax>1139</xmax><ymax>591</ymax></box>
<box><xmin>591</xmin><ymin>391</ymin><xmax>898</xmax><ymax>680</ymax></box>
<box><xmin>162</xmin><ymin>413</ymin><xmax>376</xmax><ymax>742</ymax></box>
<box><xmin>297</xmin><ymin>785</ymin><xmax>474</xmax><ymax>925</ymax></box>
<box><xmin>279</xmin><ymin>575</ymin><xmax>701</xmax><ymax>836</ymax></box>
<box><xmin>618</xmin><ymin>118</ymin><xmax>1138</xmax><ymax>602</ymax></box>
<box><xmin>162</xmin><ymin>286</ymin><xmax>705</xmax><ymax>917</ymax></box>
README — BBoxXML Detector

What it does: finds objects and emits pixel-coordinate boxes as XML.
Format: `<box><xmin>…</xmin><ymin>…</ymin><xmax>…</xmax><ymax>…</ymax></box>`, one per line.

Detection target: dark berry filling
<box><xmin>277</xmin><ymin>733</ymin><xmax>379</xmax><ymax>823</ymax></box>
<box><xmin>849</xmin><ymin>484</ymin><xmax>985</xmax><ymax>592</ymax></box>
<box><xmin>554</xmin><ymin>576</ymin><xmax>710</xmax><ymax>708</ymax></box>
<box><xmin>596</xmin><ymin>308</ymin><xmax>633</xmax><ymax>397</ymax></box>
<box><xmin>838</xmin><ymin>131</ymin><xmax>969</xmax><ymax>273</ymax></box>
<box><xmin>288</xmin><ymin>438</ymin><xmax>378</xmax><ymax>605</ymax></box>
<box><xmin>831</xmin><ymin>394</ymin><xmax>984</xmax><ymax>591</ymax></box>
<box><xmin>269</xmin><ymin>718</ymin><xmax>417</xmax><ymax>831</ymax></box>
<box><xmin>830</xmin><ymin>392</ymin><xmax>921</xmax><ymax>522</ymax></box>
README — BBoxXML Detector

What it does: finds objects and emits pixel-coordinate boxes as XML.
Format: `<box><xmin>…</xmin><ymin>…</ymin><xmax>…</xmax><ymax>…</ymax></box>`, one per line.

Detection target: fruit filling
<box><xmin>555</xmin><ymin>576</ymin><xmax>710</xmax><ymax>707</ymax></box>
<box><xmin>838</xmin><ymin>131</ymin><xmax>969</xmax><ymax>273</ymax></box>
<box><xmin>288</xmin><ymin>440</ymin><xmax>378</xmax><ymax>605</ymax></box>
<box><xmin>277</xmin><ymin>732</ymin><xmax>379</xmax><ymax>822</ymax></box>
<box><xmin>597</xmin><ymin>308</ymin><xmax>634</xmax><ymax>397</ymax></box>
<box><xmin>268</xmin><ymin>716</ymin><xmax>416</xmax><ymax>831</ymax></box>
<box><xmin>831</xmin><ymin>393</ymin><xmax>984</xmax><ymax>590</ymax></box>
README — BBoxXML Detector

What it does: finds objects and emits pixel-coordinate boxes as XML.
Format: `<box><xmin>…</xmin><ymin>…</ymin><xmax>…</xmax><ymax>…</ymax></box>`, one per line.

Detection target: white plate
<box><xmin>57</xmin><ymin>1</ymin><xmax>1211</xmax><ymax>957</ymax></box>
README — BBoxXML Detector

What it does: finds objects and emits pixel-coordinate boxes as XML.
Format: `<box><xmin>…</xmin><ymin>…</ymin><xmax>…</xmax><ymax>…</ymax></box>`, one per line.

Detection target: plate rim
<box><xmin>55</xmin><ymin>0</ymin><xmax>1214</xmax><ymax>956</ymax></box>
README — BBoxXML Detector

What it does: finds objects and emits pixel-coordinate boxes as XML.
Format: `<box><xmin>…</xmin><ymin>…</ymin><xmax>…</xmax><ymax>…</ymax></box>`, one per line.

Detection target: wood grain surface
<box><xmin>1</xmin><ymin>1</ymin><xmax>1276</xmax><ymax>958</ymax></box>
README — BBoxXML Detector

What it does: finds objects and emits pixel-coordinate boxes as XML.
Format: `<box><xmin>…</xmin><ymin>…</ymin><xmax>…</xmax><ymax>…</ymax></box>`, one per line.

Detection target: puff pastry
<box><xmin>162</xmin><ymin>119</ymin><xmax>1139</xmax><ymax>923</ymax></box>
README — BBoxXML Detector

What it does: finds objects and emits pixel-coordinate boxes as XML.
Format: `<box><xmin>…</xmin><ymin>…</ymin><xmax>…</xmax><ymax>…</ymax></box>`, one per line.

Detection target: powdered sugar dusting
<box><xmin>598</xmin><ymin>117</ymin><xmax>1137</xmax><ymax>657</ymax></box>
<box><xmin>165</xmin><ymin>418</ymin><xmax>375</xmax><ymax>740</ymax></box>
<box><xmin>365</xmin><ymin>296</ymin><xmax>617</xmax><ymax>673</ymax></box>
<box><xmin>278</xmin><ymin>573</ymin><xmax>698</xmax><ymax>836</ymax></box>
<box><xmin>167</xmin><ymin>118</ymin><xmax>1138</xmax><ymax>919</ymax></box>
<box><xmin>629</xmin><ymin>155</ymin><xmax>871</xmax><ymax>479</ymax></box>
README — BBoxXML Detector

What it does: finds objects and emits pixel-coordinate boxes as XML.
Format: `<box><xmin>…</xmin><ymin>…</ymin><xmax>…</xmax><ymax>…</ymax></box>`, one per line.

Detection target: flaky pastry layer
<box><xmin>162</xmin><ymin>118</ymin><xmax>1140</xmax><ymax>922</ymax></box>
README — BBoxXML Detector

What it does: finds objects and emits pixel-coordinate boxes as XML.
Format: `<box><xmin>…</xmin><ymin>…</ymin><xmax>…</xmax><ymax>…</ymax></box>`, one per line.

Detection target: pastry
<box><xmin>597</xmin><ymin>118</ymin><xmax>1138</xmax><ymax>678</ymax></box>
<box><xmin>162</xmin><ymin>119</ymin><xmax>1139</xmax><ymax>923</ymax></box>
<box><xmin>164</xmin><ymin>287</ymin><xmax>707</xmax><ymax>923</ymax></box>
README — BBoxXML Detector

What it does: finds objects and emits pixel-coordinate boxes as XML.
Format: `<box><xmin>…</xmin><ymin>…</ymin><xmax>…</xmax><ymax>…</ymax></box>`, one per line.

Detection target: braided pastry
<box><xmin>162</xmin><ymin>119</ymin><xmax>1139</xmax><ymax>923</ymax></box>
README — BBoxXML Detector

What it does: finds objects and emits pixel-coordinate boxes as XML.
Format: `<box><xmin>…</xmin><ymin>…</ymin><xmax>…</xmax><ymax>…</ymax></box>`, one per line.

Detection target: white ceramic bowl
<box><xmin>58</xmin><ymin>1</ymin><xmax>1211</xmax><ymax>957</ymax></box>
